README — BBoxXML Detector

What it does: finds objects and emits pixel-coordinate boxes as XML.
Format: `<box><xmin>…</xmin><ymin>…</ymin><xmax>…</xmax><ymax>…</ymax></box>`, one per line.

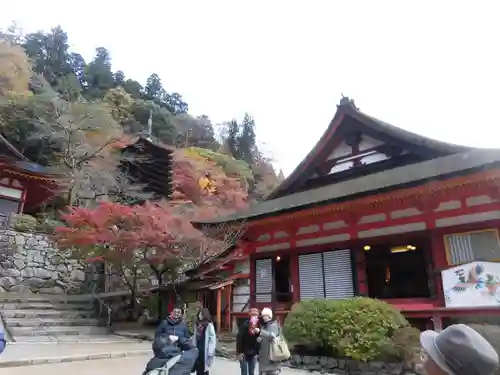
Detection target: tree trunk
<box><xmin>154</xmin><ymin>271</ymin><xmax>164</xmax><ymax>320</ymax></box>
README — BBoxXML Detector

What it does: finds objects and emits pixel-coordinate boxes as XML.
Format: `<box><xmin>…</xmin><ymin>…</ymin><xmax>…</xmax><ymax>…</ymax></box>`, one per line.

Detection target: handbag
<box><xmin>269</xmin><ymin>324</ymin><xmax>291</xmax><ymax>362</ymax></box>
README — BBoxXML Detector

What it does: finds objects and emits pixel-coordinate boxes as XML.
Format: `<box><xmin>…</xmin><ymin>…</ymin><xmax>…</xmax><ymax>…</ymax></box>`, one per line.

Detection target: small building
<box><xmin>193</xmin><ymin>97</ymin><xmax>500</xmax><ymax>330</ymax></box>
<box><xmin>186</xmin><ymin>246</ymin><xmax>249</xmax><ymax>333</ymax></box>
<box><xmin>0</xmin><ymin>134</ymin><xmax>59</xmax><ymax>222</ymax></box>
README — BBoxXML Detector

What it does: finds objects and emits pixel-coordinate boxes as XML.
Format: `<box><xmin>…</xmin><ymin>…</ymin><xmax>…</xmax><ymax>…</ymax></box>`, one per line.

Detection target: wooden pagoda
<box><xmin>121</xmin><ymin>137</ymin><xmax>173</xmax><ymax>200</ymax></box>
<box><xmin>193</xmin><ymin>97</ymin><xmax>500</xmax><ymax>330</ymax></box>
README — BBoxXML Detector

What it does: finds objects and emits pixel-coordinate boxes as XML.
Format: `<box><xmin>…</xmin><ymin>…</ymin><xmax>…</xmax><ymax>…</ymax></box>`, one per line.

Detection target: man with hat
<box><xmin>420</xmin><ymin>324</ymin><xmax>499</xmax><ymax>375</ymax></box>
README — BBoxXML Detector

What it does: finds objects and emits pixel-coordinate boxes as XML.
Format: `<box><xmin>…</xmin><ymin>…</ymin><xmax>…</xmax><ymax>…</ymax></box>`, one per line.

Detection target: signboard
<box><xmin>442</xmin><ymin>261</ymin><xmax>500</xmax><ymax>308</ymax></box>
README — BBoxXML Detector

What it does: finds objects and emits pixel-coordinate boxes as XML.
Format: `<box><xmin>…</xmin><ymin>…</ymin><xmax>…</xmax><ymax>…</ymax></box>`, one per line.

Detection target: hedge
<box><xmin>283</xmin><ymin>297</ymin><xmax>419</xmax><ymax>362</ymax></box>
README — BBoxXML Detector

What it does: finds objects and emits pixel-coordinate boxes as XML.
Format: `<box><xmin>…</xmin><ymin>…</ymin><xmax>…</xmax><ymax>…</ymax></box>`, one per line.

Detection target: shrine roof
<box><xmin>0</xmin><ymin>134</ymin><xmax>61</xmax><ymax>177</ymax></box>
<box><xmin>9</xmin><ymin>160</ymin><xmax>60</xmax><ymax>176</ymax></box>
<box><xmin>192</xmin><ymin>149</ymin><xmax>500</xmax><ymax>226</ymax></box>
<box><xmin>0</xmin><ymin>133</ymin><xmax>30</xmax><ymax>161</ymax></box>
<box><xmin>267</xmin><ymin>98</ymin><xmax>474</xmax><ymax>199</ymax></box>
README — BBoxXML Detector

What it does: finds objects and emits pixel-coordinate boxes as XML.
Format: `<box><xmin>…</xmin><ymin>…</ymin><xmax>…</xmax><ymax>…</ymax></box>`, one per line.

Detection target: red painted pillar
<box><xmin>289</xmin><ymin>252</ymin><xmax>300</xmax><ymax>303</ymax></box>
<box><xmin>249</xmin><ymin>253</ymin><xmax>256</xmax><ymax>307</ymax></box>
<box><xmin>431</xmin><ymin>231</ymin><xmax>446</xmax><ymax>307</ymax></box>
<box><xmin>19</xmin><ymin>187</ymin><xmax>27</xmax><ymax>213</ymax></box>
<box><xmin>354</xmin><ymin>248</ymin><xmax>369</xmax><ymax>296</ymax></box>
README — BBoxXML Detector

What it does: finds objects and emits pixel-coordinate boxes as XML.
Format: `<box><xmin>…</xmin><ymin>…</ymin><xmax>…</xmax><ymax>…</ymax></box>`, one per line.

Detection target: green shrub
<box><xmin>36</xmin><ymin>219</ymin><xmax>65</xmax><ymax>233</ymax></box>
<box><xmin>10</xmin><ymin>213</ymin><xmax>38</xmax><ymax>232</ymax></box>
<box><xmin>284</xmin><ymin>299</ymin><xmax>336</xmax><ymax>351</ymax></box>
<box><xmin>380</xmin><ymin>325</ymin><xmax>421</xmax><ymax>362</ymax></box>
<box><xmin>284</xmin><ymin>297</ymin><xmax>412</xmax><ymax>362</ymax></box>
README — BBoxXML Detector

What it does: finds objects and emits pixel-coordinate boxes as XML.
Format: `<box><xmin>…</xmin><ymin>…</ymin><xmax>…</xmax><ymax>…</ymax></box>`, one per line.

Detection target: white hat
<box><xmin>261</xmin><ymin>307</ymin><xmax>273</xmax><ymax>319</ymax></box>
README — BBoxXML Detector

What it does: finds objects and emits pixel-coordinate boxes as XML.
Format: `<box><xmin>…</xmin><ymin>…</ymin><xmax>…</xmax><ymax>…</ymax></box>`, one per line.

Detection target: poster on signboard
<box><xmin>442</xmin><ymin>261</ymin><xmax>500</xmax><ymax>308</ymax></box>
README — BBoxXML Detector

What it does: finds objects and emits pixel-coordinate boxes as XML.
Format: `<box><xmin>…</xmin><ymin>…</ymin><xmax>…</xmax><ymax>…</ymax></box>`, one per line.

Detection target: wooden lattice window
<box><xmin>444</xmin><ymin>229</ymin><xmax>500</xmax><ymax>265</ymax></box>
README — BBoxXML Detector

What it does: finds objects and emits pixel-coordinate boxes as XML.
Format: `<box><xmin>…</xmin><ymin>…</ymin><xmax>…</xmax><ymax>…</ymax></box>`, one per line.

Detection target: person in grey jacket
<box><xmin>255</xmin><ymin>308</ymin><xmax>281</xmax><ymax>375</ymax></box>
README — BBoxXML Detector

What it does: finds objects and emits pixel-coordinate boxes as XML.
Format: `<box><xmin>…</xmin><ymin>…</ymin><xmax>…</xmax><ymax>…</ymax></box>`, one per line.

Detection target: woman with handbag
<box><xmin>254</xmin><ymin>308</ymin><xmax>282</xmax><ymax>375</ymax></box>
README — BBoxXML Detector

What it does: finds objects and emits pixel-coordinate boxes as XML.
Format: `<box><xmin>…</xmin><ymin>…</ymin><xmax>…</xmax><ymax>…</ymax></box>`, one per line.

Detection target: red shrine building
<box><xmin>194</xmin><ymin>97</ymin><xmax>500</xmax><ymax>331</ymax></box>
<box><xmin>0</xmin><ymin>134</ymin><xmax>59</xmax><ymax>222</ymax></box>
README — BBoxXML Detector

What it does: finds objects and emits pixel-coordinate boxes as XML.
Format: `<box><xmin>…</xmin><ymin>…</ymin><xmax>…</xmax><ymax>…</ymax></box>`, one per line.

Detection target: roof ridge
<box><xmin>0</xmin><ymin>133</ymin><xmax>30</xmax><ymax>161</ymax></box>
<box><xmin>194</xmin><ymin>148</ymin><xmax>500</xmax><ymax>225</ymax></box>
<box><xmin>347</xmin><ymin>107</ymin><xmax>475</xmax><ymax>152</ymax></box>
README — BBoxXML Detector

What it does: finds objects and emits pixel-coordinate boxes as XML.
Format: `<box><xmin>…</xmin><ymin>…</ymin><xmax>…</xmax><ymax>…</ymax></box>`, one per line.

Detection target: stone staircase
<box><xmin>0</xmin><ymin>294</ymin><xmax>113</xmax><ymax>343</ymax></box>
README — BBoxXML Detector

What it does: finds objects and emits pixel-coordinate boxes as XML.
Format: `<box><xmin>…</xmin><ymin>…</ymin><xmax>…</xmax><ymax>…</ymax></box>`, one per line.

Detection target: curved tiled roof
<box><xmin>193</xmin><ymin>148</ymin><xmax>500</xmax><ymax>226</ymax></box>
<box><xmin>268</xmin><ymin>99</ymin><xmax>476</xmax><ymax>200</ymax></box>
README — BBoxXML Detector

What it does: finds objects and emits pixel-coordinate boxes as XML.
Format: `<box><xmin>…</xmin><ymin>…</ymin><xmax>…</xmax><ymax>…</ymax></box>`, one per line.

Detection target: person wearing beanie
<box><xmin>254</xmin><ymin>307</ymin><xmax>282</xmax><ymax>375</ymax></box>
<box><xmin>236</xmin><ymin>308</ymin><xmax>261</xmax><ymax>375</ymax></box>
<box><xmin>420</xmin><ymin>324</ymin><xmax>499</xmax><ymax>375</ymax></box>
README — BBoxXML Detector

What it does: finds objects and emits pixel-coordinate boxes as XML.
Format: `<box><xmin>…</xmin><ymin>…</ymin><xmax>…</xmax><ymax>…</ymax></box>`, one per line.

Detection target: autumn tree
<box><xmin>0</xmin><ymin>40</ymin><xmax>32</xmax><ymax>96</ymax></box>
<box><xmin>0</xmin><ymin>91</ymin><xmax>150</xmax><ymax>206</ymax></box>
<box><xmin>172</xmin><ymin>148</ymin><xmax>249</xmax><ymax>210</ymax></box>
<box><xmin>54</xmin><ymin>201</ymin><xmax>244</xmax><ymax>316</ymax></box>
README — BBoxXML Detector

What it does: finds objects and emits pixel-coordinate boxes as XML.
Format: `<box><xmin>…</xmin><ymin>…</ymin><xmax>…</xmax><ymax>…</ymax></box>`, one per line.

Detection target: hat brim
<box><xmin>420</xmin><ymin>330</ymin><xmax>455</xmax><ymax>375</ymax></box>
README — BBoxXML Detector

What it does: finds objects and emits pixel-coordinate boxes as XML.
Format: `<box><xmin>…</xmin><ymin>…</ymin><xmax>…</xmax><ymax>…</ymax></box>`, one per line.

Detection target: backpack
<box><xmin>147</xmin><ymin>355</ymin><xmax>181</xmax><ymax>375</ymax></box>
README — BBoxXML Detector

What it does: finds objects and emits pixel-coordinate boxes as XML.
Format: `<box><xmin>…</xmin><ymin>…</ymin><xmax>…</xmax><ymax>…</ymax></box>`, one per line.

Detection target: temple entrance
<box><xmin>364</xmin><ymin>238</ymin><xmax>432</xmax><ymax>299</ymax></box>
<box><xmin>273</xmin><ymin>255</ymin><xmax>292</xmax><ymax>303</ymax></box>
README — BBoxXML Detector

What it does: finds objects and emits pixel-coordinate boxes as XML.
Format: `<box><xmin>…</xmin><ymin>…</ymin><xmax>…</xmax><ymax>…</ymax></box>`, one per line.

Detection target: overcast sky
<box><xmin>2</xmin><ymin>1</ymin><xmax>499</xmax><ymax>175</ymax></box>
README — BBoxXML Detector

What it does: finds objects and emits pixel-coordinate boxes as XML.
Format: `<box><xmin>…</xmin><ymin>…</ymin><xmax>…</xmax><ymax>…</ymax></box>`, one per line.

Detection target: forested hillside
<box><xmin>0</xmin><ymin>24</ymin><xmax>283</xmax><ymax>213</ymax></box>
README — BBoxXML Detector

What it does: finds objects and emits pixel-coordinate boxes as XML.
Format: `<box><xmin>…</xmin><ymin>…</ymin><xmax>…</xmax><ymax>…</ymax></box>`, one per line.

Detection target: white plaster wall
<box><xmin>232</xmin><ymin>282</ymin><xmax>250</xmax><ymax>312</ymax></box>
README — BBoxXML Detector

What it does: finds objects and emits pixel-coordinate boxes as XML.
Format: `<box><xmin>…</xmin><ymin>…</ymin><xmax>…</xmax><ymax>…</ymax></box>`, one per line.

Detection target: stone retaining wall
<box><xmin>0</xmin><ymin>230</ymin><xmax>86</xmax><ymax>294</ymax></box>
<box><xmin>288</xmin><ymin>355</ymin><xmax>421</xmax><ymax>375</ymax></box>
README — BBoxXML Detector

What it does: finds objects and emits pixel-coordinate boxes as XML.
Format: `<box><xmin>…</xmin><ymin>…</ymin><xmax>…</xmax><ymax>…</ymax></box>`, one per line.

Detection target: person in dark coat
<box><xmin>236</xmin><ymin>308</ymin><xmax>260</xmax><ymax>375</ymax></box>
<box><xmin>142</xmin><ymin>336</ymin><xmax>198</xmax><ymax>375</ymax></box>
<box><xmin>155</xmin><ymin>304</ymin><xmax>190</xmax><ymax>340</ymax></box>
<box><xmin>192</xmin><ymin>308</ymin><xmax>216</xmax><ymax>375</ymax></box>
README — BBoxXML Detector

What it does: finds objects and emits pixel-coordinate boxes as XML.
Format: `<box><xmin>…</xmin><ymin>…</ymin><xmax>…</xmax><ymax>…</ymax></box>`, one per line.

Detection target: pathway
<box><xmin>0</xmin><ymin>355</ymin><xmax>308</xmax><ymax>375</ymax></box>
<box><xmin>0</xmin><ymin>341</ymin><xmax>151</xmax><ymax>367</ymax></box>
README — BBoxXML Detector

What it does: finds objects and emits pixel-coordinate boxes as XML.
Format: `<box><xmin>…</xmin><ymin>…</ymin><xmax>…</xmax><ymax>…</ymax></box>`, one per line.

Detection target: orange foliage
<box><xmin>171</xmin><ymin>149</ymin><xmax>248</xmax><ymax>211</ymax></box>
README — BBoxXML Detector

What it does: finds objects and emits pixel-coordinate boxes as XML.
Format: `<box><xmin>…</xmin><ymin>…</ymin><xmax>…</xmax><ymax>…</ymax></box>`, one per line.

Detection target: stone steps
<box><xmin>1</xmin><ymin>302</ymin><xmax>93</xmax><ymax>311</ymax></box>
<box><xmin>7</xmin><ymin>317</ymin><xmax>100</xmax><ymax>327</ymax></box>
<box><xmin>7</xmin><ymin>334</ymin><xmax>141</xmax><ymax>343</ymax></box>
<box><xmin>0</xmin><ymin>293</ymin><xmax>108</xmax><ymax>342</ymax></box>
<box><xmin>10</xmin><ymin>325</ymin><xmax>109</xmax><ymax>337</ymax></box>
<box><xmin>2</xmin><ymin>309</ymin><xmax>93</xmax><ymax>319</ymax></box>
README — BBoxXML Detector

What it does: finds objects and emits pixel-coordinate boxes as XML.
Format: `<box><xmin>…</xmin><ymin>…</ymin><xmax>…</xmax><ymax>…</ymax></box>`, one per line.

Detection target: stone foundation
<box><xmin>288</xmin><ymin>355</ymin><xmax>421</xmax><ymax>375</ymax></box>
<box><xmin>0</xmin><ymin>230</ymin><xmax>86</xmax><ymax>294</ymax></box>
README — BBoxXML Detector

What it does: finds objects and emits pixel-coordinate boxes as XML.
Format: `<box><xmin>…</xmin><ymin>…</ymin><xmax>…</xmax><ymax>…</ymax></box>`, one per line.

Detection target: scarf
<box><xmin>166</xmin><ymin>315</ymin><xmax>182</xmax><ymax>326</ymax></box>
